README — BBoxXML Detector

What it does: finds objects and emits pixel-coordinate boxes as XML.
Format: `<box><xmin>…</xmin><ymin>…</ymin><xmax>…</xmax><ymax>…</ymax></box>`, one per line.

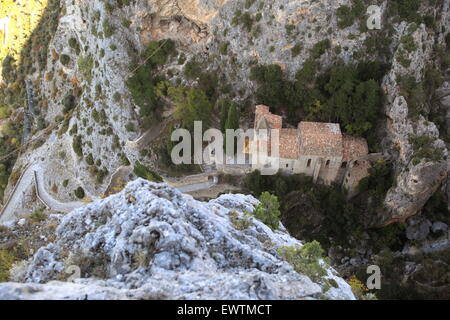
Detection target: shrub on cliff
<box><xmin>133</xmin><ymin>162</ymin><xmax>163</xmax><ymax>183</ymax></box>
<box><xmin>0</xmin><ymin>249</ymin><xmax>15</xmax><ymax>282</ymax></box>
<box><xmin>277</xmin><ymin>241</ymin><xmax>328</xmax><ymax>282</ymax></box>
<box><xmin>59</xmin><ymin>54</ymin><xmax>70</xmax><ymax>66</ymax></box>
<box><xmin>74</xmin><ymin>186</ymin><xmax>85</xmax><ymax>199</ymax></box>
<box><xmin>253</xmin><ymin>192</ymin><xmax>281</xmax><ymax>230</ymax></box>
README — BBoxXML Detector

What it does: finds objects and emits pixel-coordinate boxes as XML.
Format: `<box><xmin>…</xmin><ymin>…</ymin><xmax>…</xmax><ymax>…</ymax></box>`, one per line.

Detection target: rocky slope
<box><xmin>0</xmin><ymin>179</ymin><xmax>355</xmax><ymax>299</ymax></box>
<box><xmin>1</xmin><ymin>0</ymin><xmax>446</xmax><ymax>226</ymax></box>
<box><xmin>0</xmin><ymin>0</ymin><xmax>448</xmax><ymax>300</ymax></box>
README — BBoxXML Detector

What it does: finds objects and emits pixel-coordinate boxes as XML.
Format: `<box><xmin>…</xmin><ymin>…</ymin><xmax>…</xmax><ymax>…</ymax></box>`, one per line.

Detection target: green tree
<box><xmin>253</xmin><ymin>192</ymin><xmax>281</xmax><ymax>230</ymax></box>
<box><xmin>250</xmin><ymin>64</ymin><xmax>287</xmax><ymax>111</ymax></box>
<box><xmin>0</xmin><ymin>249</ymin><xmax>15</xmax><ymax>282</ymax></box>
<box><xmin>126</xmin><ymin>63</ymin><xmax>156</xmax><ymax>120</ymax></box>
<box><xmin>170</xmin><ymin>86</ymin><xmax>213</xmax><ymax>131</ymax></box>
<box><xmin>219</xmin><ymin>99</ymin><xmax>229</xmax><ymax>133</ymax></box>
<box><xmin>133</xmin><ymin>162</ymin><xmax>163</xmax><ymax>182</ymax></box>
<box><xmin>225</xmin><ymin>102</ymin><xmax>239</xmax><ymax>131</ymax></box>
<box><xmin>74</xmin><ymin>186</ymin><xmax>85</xmax><ymax>199</ymax></box>
<box><xmin>357</xmin><ymin>159</ymin><xmax>393</xmax><ymax>197</ymax></box>
<box><xmin>224</xmin><ymin>102</ymin><xmax>240</xmax><ymax>154</ymax></box>
<box><xmin>277</xmin><ymin>241</ymin><xmax>328</xmax><ymax>282</ymax></box>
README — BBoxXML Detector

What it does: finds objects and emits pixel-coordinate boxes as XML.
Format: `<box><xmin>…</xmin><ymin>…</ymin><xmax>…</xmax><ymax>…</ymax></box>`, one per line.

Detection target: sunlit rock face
<box><xmin>0</xmin><ymin>179</ymin><xmax>355</xmax><ymax>300</ymax></box>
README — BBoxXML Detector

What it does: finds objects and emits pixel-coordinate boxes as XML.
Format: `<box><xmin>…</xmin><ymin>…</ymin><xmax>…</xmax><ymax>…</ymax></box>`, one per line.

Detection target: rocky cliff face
<box><xmin>380</xmin><ymin>12</ymin><xmax>449</xmax><ymax>223</ymax></box>
<box><xmin>0</xmin><ymin>179</ymin><xmax>355</xmax><ymax>299</ymax></box>
<box><xmin>1</xmin><ymin>0</ymin><xmax>448</xmax><ymax>253</ymax></box>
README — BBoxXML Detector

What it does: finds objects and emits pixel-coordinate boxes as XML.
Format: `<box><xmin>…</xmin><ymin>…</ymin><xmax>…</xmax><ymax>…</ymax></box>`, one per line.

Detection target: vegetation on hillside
<box><xmin>0</xmin><ymin>0</ymin><xmax>61</xmax><ymax>202</ymax></box>
<box><xmin>253</xmin><ymin>192</ymin><xmax>281</xmax><ymax>230</ymax></box>
<box><xmin>250</xmin><ymin>60</ymin><xmax>387</xmax><ymax>146</ymax></box>
<box><xmin>126</xmin><ymin>39</ymin><xmax>177</xmax><ymax>129</ymax></box>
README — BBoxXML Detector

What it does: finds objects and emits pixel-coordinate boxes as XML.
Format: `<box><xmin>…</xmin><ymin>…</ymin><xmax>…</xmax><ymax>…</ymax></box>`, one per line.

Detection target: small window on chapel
<box><xmin>307</xmin><ymin>159</ymin><xmax>312</xmax><ymax>168</ymax></box>
<box><xmin>325</xmin><ymin>160</ymin><xmax>330</xmax><ymax>168</ymax></box>
<box><xmin>286</xmin><ymin>164</ymin><xmax>289</xmax><ymax>168</ymax></box>
<box><xmin>341</xmin><ymin>162</ymin><xmax>347</xmax><ymax>168</ymax></box>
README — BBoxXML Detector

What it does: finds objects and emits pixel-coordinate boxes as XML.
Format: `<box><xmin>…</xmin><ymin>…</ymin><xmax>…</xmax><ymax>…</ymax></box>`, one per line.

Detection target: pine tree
<box><xmin>253</xmin><ymin>192</ymin><xmax>281</xmax><ymax>230</ymax></box>
<box><xmin>225</xmin><ymin>102</ymin><xmax>239</xmax><ymax>131</ymax></box>
<box><xmin>224</xmin><ymin>102</ymin><xmax>239</xmax><ymax>154</ymax></box>
<box><xmin>219</xmin><ymin>99</ymin><xmax>229</xmax><ymax>133</ymax></box>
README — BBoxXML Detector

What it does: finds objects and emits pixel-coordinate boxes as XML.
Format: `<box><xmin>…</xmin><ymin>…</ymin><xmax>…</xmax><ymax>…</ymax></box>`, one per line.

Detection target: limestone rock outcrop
<box><xmin>0</xmin><ymin>179</ymin><xmax>355</xmax><ymax>300</ymax></box>
<box><xmin>380</xmin><ymin>20</ymin><xmax>449</xmax><ymax>224</ymax></box>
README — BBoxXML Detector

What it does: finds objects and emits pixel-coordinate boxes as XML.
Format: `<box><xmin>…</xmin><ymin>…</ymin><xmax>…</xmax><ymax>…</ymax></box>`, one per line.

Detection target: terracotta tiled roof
<box><xmin>255</xmin><ymin>105</ymin><xmax>282</xmax><ymax>130</ymax></box>
<box><xmin>298</xmin><ymin>122</ymin><xmax>343</xmax><ymax>157</ymax></box>
<box><xmin>279</xmin><ymin>129</ymin><xmax>299</xmax><ymax>159</ymax></box>
<box><xmin>342</xmin><ymin>134</ymin><xmax>369</xmax><ymax>161</ymax></box>
<box><xmin>253</xmin><ymin>107</ymin><xmax>369</xmax><ymax>162</ymax></box>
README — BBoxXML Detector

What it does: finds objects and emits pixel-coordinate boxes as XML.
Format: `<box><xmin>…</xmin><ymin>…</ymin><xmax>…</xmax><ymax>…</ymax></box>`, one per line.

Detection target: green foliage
<box><xmin>62</xmin><ymin>94</ymin><xmax>76</xmax><ymax>114</ymax></box>
<box><xmin>29</xmin><ymin>208</ymin><xmax>47</xmax><ymax>223</ymax></box>
<box><xmin>225</xmin><ymin>101</ymin><xmax>239</xmax><ymax>131</ymax></box>
<box><xmin>224</xmin><ymin>101</ymin><xmax>240</xmax><ymax>153</ymax></box>
<box><xmin>336</xmin><ymin>0</ymin><xmax>365</xmax><ymax>29</ymax></box>
<box><xmin>250</xmin><ymin>64</ymin><xmax>287</xmax><ymax>111</ymax></box>
<box><xmin>184</xmin><ymin>60</ymin><xmax>202</xmax><ymax>79</ymax></box>
<box><xmin>219</xmin><ymin>42</ymin><xmax>229</xmax><ymax>55</ymax></box>
<box><xmin>319</xmin><ymin>65</ymin><xmax>380</xmax><ymax>136</ymax></box>
<box><xmin>310</xmin><ymin>39</ymin><xmax>331</xmax><ymax>59</ymax></box>
<box><xmin>408</xmin><ymin>135</ymin><xmax>444</xmax><ymax>165</ymax></box>
<box><xmin>103</xmin><ymin>19</ymin><xmax>115</xmax><ymax>38</ymax></box>
<box><xmin>219</xmin><ymin>99</ymin><xmax>230</xmax><ymax>133</ymax></box>
<box><xmin>143</xmin><ymin>39</ymin><xmax>176</xmax><ymax>68</ymax></box>
<box><xmin>245</xmin><ymin>0</ymin><xmax>256</xmax><ymax>9</ymax></box>
<box><xmin>364</xmin><ymin>32</ymin><xmax>393</xmax><ymax>59</ymax></box>
<box><xmin>253</xmin><ymin>192</ymin><xmax>281</xmax><ymax>230</ymax></box>
<box><xmin>74</xmin><ymin>186</ymin><xmax>85</xmax><ymax>199</ymax></box>
<box><xmin>285</xmin><ymin>24</ymin><xmax>296</xmax><ymax>37</ymax></box>
<box><xmin>1</xmin><ymin>55</ymin><xmax>16</xmax><ymax>83</ymax></box>
<box><xmin>229</xmin><ymin>210</ymin><xmax>253</xmax><ymax>230</ymax></box>
<box><xmin>116</xmin><ymin>0</ymin><xmax>132</xmax><ymax>8</ymax></box>
<box><xmin>126</xmin><ymin>40</ymin><xmax>176</xmax><ymax>127</ymax></box>
<box><xmin>0</xmin><ymin>249</ymin><xmax>15</xmax><ymax>282</ymax></box>
<box><xmin>243</xmin><ymin>170</ymin><xmax>371</xmax><ymax>247</ymax></box>
<box><xmin>113</xmin><ymin>92</ymin><xmax>121</xmax><ymax>103</ymax></box>
<box><xmin>397</xmin><ymin>75</ymin><xmax>426</xmax><ymax>119</ymax></box>
<box><xmin>133</xmin><ymin>162</ymin><xmax>163</xmax><ymax>182</ymax></box>
<box><xmin>126</xmin><ymin>62</ymin><xmax>156</xmax><ymax>123</ymax></box>
<box><xmin>0</xmin><ymin>106</ymin><xmax>11</xmax><ymax>119</ymax></box>
<box><xmin>291</xmin><ymin>43</ymin><xmax>302</xmax><ymax>57</ymax></box>
<box><xmin>423</xmin><ymin>191</ymin><xmax>449</xmax><ymax>223</ymax></box>
<box><xmin>283</xmin><ymin>62</ymin><xmax>383</xmax><ymax>137</ymax></box>
<box><xmin>68</xmin><ymin>37</ymin><xmax>81</xmax><ymax>55</ymax></box>
<box><xmin>85</xmin><ymin>153</ymin><xmax>94</xmax><ymax>166</ymax></box>
<box><xmin>60</xmin><ymin>54</ymin><xmax>71</xmax><ymax>66</ymax></box>
<box><xmin>121</xmin><ymin>18</ymin><xmax>132</xmax><ymax>28</ymax></box>
<box><xmin>77</xmin><ymin>55</ymin><xmax>94</xmax><ymax>83</ymax></box>
<box><xmin>232</xmin><ymin>11</ymin><xmax>254</xmax><ymax>32</ymax></box>
<box><xmin>72</xmin><ymin>135</ymin><xmax>83</xmax><ymax>157</ymax></box>
<box><xmin>357</xmin><ymin>160</ymin><xmax>394</xmax><ymax>196</ymax></box>
<box><xmin>277</xmin><ymin>241</ymin><xmax>328</xmax><ymax>282</ymax></box>
<box><xmin>168</xmin><ymin>85</ymin><xmax>213</xmax><ymax>131</ymax></box>
<box><xmin>125</xmin><ymin>122</ymin><xmax>135</xmax><ymax>132</ymax></box>
<box><xmin>336</xmin><ymin>5</ymin><xmax>354</xmax><ymax>29</ymax></box>
<box><xmin>400</xmin><ymin>35</ymin><xmax>417</xmax><ymax>52</ymax></box>
<box><xmin>388</xmin><ymin>0</ymin><xmax>421</xmax><ymax>22</ymax></box>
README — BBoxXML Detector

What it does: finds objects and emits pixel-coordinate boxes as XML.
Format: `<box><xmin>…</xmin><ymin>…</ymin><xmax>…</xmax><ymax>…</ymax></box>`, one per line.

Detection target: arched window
<box><xmin>341</xmin><ymin>161</ymin><xmax>347</xmax><ymax>168</ymax></box>
<box><xmin>307</xmin><ymin>159</ymin><xmax>312</xmax><ymax>168</ymax></box>
<box><xmin>325</xmin><ymin>160</ymin><xmax>330</xmax><ymax>168</ymax></box>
